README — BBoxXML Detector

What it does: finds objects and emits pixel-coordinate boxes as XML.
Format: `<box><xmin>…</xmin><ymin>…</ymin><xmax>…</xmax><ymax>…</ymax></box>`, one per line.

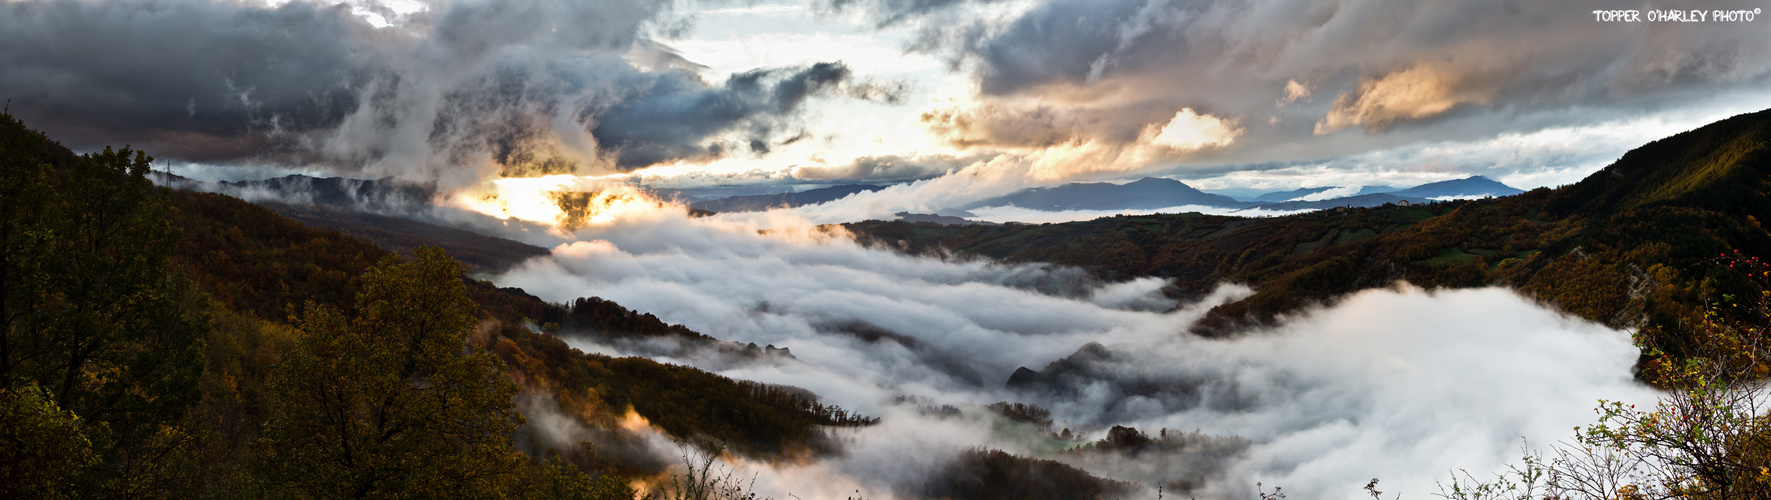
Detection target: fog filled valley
<box><xmin>6</xmin><ymin>0</ymin><xmax>1771</xmax><ymax>498</ymax></box>
<box><xmin>492</xmin><ymin>202</ymin><xmax>1656</xmax><ymax>499</ymax></box>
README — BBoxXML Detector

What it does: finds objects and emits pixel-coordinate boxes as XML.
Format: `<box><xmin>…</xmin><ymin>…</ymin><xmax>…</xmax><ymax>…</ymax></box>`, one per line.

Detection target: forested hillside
<box><xmin>848</xmin><ymin>108</ymin><xmax>1771</xmax><ymax>374</ymax></box>
<box><xmin>0</xmin><ymin>113</ymin><xmax>881</xmax><ymax>499</ymax></box>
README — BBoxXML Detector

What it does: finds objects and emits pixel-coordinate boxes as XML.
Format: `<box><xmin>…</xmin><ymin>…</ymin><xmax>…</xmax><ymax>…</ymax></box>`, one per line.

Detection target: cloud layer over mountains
<box><xmin>493</xmin><ymin>207</ymin><xmax>1655</xmax><ymax>499</ymax></box>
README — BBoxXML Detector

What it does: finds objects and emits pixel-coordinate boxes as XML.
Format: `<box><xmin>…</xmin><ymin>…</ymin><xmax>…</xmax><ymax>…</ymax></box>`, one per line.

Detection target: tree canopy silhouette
<box><xmin>258</xmin><ymin>247</ymin><xmax>527</xmax><ymax>499</ymax></box>
<box><xmin>1</xmin><ymin>112</ymin><xmax>207</xmax><ymax>496</ymax></box>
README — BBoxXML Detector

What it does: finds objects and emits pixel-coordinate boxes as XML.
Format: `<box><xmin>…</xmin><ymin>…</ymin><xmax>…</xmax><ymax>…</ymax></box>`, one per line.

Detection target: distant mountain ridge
<box><xmin>1248</xmin><ymin>193</ymin><xmax>1436</xmax><ymax>211</ymax></box>
<box><xmin>964</xmin><ymin>177</ymin><xmax>1245</xmax><ymax>211</ymax></box>
<box><xmin>689</xmin><ymin>184</ymin><xmax>886</xmax><ymax>212</ymax></box>
<box><xmin>226</xmin><ymin>174</ymin><xmax>436</xmax><ymax>211</ymax></box>
<box><xmin>1252</xmin><ymin>187</ymin><xmax>1337</xmax><ymax>202</ymax></box>
<box><xmin>959</xmin><ymin>176</ymin><xmax>1521</xmax><ymax>213</ymax></box>
<box><xmin>1388</xmin><ymin>176</ymin><xmax>1524</xmax><ymax>199</ymax></box>
<box><xmin>673</xmin><ymin>173</ymin><xmax>1522</xmax><ymax>217</ymax></box>
<box><xmin>168</xmin><ymin>168</ymin><xmax>1523</xmax><ymax>222</ymax></box>
<box><xmin>1247</xmin><ymin>177</ymin><xmax>1521</xmax><ymax>211</ymax></box>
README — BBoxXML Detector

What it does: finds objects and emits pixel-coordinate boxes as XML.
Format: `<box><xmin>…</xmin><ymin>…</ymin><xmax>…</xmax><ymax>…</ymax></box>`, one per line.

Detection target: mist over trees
<box><xmin>0</xmin><ymin>113</ymin><xmax>877</xmax><ymax>499</ymax></box>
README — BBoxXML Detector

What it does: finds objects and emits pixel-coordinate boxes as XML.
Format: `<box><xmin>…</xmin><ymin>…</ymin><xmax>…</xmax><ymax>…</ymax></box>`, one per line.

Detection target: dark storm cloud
<box><xmin>0</xmin><ymin>0</ymin><xmax>878</xmax><ymax>185</ymax></box>
<box><xmin>0</xmin><ymin>0</ymin><xmax>370</xmax><ymax>161</ymax></box>
<box><xmin>906</xmin><ymin>0</ymin><xmax>1771</xmax><ymax>161</ymax></box>
<box><xmin>949</xmin><ymin>0</ymin><xmax>1169</xmax><ymax>96</ymax></box>
<box><xmin>593</xmin><ymin>62</ymin><xmax>860</xmax><ymax>167</ymax></box>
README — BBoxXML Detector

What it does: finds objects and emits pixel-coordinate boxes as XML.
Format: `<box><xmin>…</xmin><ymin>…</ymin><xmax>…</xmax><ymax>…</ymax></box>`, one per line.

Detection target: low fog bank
<box><xmin>1013</xmin><ymin>285</ymin><xmax>1656</xmax><ymax>499</ymax></box>
<box><xmin>701</xmin><ymin>183</ymin><xmax>1304</xmax><ymax>226</ymax></box>
<box><xmin>962</xmin><ymin>204</ymin><xmax>1307</xmax><ymax>225</ymax></box>
<box><xmin>486</xmin><ymin>205</ymin><xmax>1657</xmax><ymax>499</ymax></box>
<box><xmin>499</xmin><ymin>211</ymin><xmax>1221</xmax><ymax>410</ymax></box>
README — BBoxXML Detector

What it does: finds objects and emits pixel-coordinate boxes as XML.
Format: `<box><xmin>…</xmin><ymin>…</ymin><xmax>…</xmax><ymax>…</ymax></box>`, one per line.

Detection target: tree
<box><xmin>258</xmin><ymin>247</ymin><xmax>527</xmax><ymax>498</ymax></box>
<box><xmin>520</xmin><ymin>451</ymin><xmax>637</xmax><ymax>500</ymax></box>
<box><xmin>0</xmin><ymin>113</ymin><xmax>207</xmax><ymax>496</ymax></box>
<box><xmin>0</xmin><ymin>383</ymin><xmax>97</xmax><ymax>499</ymax></box>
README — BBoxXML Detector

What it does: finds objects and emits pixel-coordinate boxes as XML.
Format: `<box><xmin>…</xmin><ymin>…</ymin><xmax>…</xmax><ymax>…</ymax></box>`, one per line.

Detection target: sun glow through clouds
<box><xmin>447</xmin><ymin>175</ymin><xmax>681</xmax><ymax>234</ymax></box>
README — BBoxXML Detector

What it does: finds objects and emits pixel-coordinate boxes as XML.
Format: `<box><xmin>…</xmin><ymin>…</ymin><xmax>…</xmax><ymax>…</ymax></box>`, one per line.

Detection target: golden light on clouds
<box><xmin>1316</xmin><ymin>65</ymin><xmax>1492</xmax><ymax>134</ymax></box>
<box><xmin>446</xmin><ymin>174</ymin><xmax>678</xmax><ymax>233</ymax></box>
<box><xmin>1146</xmin><ymin>108</ymin><xmax>1241</xmax><ymax>151</ymax></box>
<box><xmin>1279</xmin><ymin>79</ymin><xmax>1312</xmax><ymax>106</ymax></box>
<box><xmin>962</xmin><ymin>110</ymin><xmax>1238</xmax><ymax>183</ymax></box>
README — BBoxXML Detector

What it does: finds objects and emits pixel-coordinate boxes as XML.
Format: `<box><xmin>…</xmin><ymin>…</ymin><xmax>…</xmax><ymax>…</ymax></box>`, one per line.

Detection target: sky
<box><xmin>5</xmin><ymin>0</ymin><xmax>1771</xmax><ymax>216</ymax></box>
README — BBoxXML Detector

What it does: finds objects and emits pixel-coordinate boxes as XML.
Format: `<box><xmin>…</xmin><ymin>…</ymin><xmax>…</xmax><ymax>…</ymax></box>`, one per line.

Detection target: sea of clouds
<box><xmin>490</xmin><ymin>205</ymin><xmax>1657</xmax><ymax>499</ymax></box>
